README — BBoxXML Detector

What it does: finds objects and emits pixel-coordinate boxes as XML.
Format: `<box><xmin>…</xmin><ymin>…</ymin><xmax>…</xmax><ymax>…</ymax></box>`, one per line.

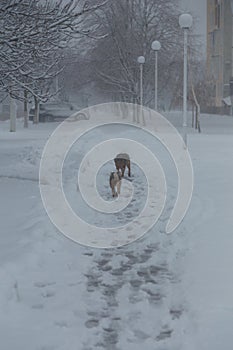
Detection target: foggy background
<box><xmin>181</xmin><ymin>0</ymin><xmax>206</xmax><ymax>52</ymax></box>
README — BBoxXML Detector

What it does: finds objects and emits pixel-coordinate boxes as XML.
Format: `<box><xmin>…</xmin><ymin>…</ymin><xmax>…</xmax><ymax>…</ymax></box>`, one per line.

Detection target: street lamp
<box><xmin>137</xmin><ymin>56</ymin><xmax>145</xmax><ymax>125</ymax></box>
<box><xmin>179</xmin><ymin>13</ymin><xmax>193</xmax><ymax>128</ymax></box>
<box><xmin>151</xmin><ymin>40</ymin><xmax>161</xmax><ymax>111</ymax></box>
<box><xmin>137</xmin><ymin>56</ymin><xmax>145</xmax><ymax>106</ymax></box>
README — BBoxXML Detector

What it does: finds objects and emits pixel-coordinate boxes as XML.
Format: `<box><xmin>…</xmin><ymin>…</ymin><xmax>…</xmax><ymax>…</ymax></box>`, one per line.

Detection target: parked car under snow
<box><xmin>29</xmin><ymin>102</ymin><xmax>79</xmax><ymax>122</ymax></box>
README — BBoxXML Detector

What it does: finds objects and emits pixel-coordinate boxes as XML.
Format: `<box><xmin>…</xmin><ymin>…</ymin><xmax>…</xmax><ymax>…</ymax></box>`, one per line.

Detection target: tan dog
<box><xmin>114</xmin><ymin>153</ymin><xmax>131</xmax><ymax>177</ymax></box>
<box><xmin>109</xmin><ymin>171</ymin><xmax>122</xmax><ymax>197</ymax></box>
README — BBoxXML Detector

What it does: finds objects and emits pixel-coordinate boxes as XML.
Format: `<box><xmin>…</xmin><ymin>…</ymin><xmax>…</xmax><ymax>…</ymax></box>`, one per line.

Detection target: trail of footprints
<box><xmin>29</xmin><ymin>243</ymin><xmax>183</xmax><ymax>349</ymax></box>
<box><xmin>82</xmin><ymin>242</ymin><xmax>183</xmax><ymax>349</ymax></box>
<box><xmin>29</xmin><ymin>163</ymin><xmax>183</xmax><ymax>349</ymax></box>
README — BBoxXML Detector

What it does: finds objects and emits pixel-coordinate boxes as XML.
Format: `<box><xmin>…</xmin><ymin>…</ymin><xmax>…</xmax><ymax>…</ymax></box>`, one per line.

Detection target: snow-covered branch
<box><xmin>0</xmin><ymin>0</ymin><xmax>107</xmax><ymax>102</ymax></box>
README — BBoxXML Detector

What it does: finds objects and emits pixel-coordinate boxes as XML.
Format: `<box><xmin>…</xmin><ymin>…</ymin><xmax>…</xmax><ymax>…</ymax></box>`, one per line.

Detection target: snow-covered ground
<box><xmin>0</xmin><ymin>112</ymin><xmax>233</xmax><ymax>350</ymax></box>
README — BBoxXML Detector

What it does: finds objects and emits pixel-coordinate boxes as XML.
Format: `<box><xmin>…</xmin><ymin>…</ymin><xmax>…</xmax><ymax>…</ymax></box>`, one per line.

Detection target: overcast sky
<box><xmin>181</xmin><ymin>0</ymin><xmax>206</xmax><ymax>52</ymax></box>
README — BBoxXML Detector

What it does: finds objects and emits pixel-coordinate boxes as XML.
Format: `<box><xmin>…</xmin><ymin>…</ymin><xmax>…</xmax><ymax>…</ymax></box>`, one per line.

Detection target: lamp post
<box><xmin>137</xmin><ymin>56</ymin><xmax>145</xmax><ymax>106</ymax></box>
<box><xmin>137</xmin><ymin>56</ymin><xmax>145</xmax><ymax>124</ymax></box>
<box><xmin>151</xmin><ymin>40</ymin><xmax>161</xmax><ymax>111</ymax></box>
<box><xmin>179</xmin><ymin>13</ymin><xmax>193</xmax><ymax>129</ymax></box>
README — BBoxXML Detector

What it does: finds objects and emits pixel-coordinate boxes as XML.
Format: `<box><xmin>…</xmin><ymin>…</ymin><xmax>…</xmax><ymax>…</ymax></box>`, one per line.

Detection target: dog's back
<box><xmin>114</xmin><ymin>153</ymin><xmax>129</xmax><ymax>163</ymax></box>
<box><xmin>114</xmin><ymin>153</ymin><xmax>131</xmax><ymax>177</ymax></box>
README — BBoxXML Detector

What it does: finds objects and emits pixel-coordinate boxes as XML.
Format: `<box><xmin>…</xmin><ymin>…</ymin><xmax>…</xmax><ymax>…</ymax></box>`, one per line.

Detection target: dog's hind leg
<box><xmin>111</xmin><ymin>185</ymin><xmax>116</xmax><ymax>197</ymax></box>
<box><xmin>116</xmin><ymin>180</ymin><xmax>121</xmax><ymax>195</ymax></box>
<box><xmin>127</xmin><ymin>161</ymin><xmax>131</xmax><ymax>177</ymax></box>
<box><xmin>121</xmin><ymin>165</ymin><xmax>126</xmax><ymax>177</ymax></box>
<box><xmin>114</xmin><ymin>159</ymin><xmax>120</xmax><ymax>173</ymax></box>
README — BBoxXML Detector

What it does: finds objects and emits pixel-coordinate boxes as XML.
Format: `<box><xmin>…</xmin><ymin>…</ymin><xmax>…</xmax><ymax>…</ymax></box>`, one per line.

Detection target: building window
<box><xmin>215</xmin><ymin>0</ymin><xmax>221</xmax><ymax>28</ymax></box>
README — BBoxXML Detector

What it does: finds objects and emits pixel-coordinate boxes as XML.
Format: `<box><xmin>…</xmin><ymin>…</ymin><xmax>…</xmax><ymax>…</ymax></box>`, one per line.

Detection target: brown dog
<box><xmin>109</xmin><ymin>171</ymin><xmax>122</xmax><ymax>197</ymax></box>
<box><xmin>114</xmin><ymin>153</ymin><xmax>131</xmax><ymax>177</ymax></box>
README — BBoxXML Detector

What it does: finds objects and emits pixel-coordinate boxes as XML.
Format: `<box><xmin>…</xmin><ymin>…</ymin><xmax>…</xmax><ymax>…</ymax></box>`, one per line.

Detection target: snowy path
<box><xmin>0</xmin><ymin>119</ymin><xmax>188</xmax><ymax>350</ymax></box>
<box><xmin>0</xmin><ymin>184</ymin><xmax>185</xmax><ymax>350</ymax></box>
<box><xmin>0</xmin><ymin>114</ymin><xmax>233</xmax><ymax>349</ymax></box>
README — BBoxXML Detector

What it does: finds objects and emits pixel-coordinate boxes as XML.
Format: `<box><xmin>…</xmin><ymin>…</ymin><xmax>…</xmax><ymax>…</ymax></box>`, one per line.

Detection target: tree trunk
<box><xmin>10</xmin><ymin>95</ymin><xmax>16</xmax><ymax>132</ymax></box>
<box><xmin>33</xmin><ymin>96</ymin><xmax>40</xmax><ymax>124</ymax></box>
<box><xmin>24</xmin><ymin>89</ymin><xmax>28</xmax><ymax>128</ymax></box>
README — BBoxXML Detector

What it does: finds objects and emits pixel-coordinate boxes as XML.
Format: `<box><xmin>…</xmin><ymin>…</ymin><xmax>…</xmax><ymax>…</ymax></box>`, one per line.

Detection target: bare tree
<box><xmin>0</xmin><ymin>0</ymin><xmax>107</xmax><ymax>125</ymax></box>
<box><xmin>89</xmin><ymin>0</ymin><xmax>185</xmax><ymax>107</ymax></box>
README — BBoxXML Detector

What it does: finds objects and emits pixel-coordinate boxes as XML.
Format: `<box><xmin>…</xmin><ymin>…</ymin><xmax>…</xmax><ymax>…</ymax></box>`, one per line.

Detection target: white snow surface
<box><xmin>0</xmin><ymin>112</ymin><xmax>233</xmax><ymax>350</ymax></box>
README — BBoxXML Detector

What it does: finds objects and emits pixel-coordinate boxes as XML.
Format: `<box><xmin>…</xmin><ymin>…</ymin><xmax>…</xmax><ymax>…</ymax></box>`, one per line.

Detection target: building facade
<box><xmin>207</xmin><ymin>0</ymin><xmax>233</xmax><ymax>107</ymax></box>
